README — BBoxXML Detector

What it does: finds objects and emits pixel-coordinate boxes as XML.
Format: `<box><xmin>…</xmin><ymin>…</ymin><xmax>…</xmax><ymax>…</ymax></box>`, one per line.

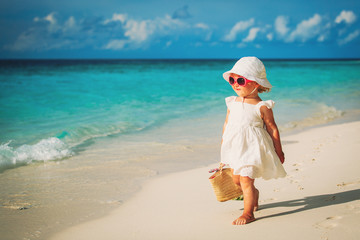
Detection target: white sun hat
<box><xmin>222</xmin><ymin>57</ymin><xmax>272</xmax><ymax>89</ymax></box>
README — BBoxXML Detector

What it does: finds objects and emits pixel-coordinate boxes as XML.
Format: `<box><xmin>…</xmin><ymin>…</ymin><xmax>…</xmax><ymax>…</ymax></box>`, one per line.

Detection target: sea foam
<box><xmin>0</xmin><ymin>138</ymin><xmax>72</xmax><ymax>172</ymax></box>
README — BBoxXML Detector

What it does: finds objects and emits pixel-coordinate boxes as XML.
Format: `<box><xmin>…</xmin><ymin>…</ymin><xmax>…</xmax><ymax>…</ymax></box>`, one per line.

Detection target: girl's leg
<box><xmin>233</xmin><ymin>176</ymin><xmax>257</xmax><ymax>225</ymax></box>
<box><xmin>254</xmin><ymin>188</ymin><xmax>259</xmax><ymax>211</ymax></box>
<box><xmin>232</xmin><ymin>171</ymin><xmax>259</xmax><ymax>211</ymax></box>
<box><xmin>231</xmin><ymin>169</ymin><xmax>241</xmax><ymax>187</ymax></box>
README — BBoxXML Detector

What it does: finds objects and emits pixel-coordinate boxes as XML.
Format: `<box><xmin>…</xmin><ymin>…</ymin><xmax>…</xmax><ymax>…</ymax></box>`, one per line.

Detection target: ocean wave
<box><xmin>0</xmin><ymin>138</ymin><xmax>73</xmax><ymax>172</ymax></box>
<box><xmin>279</xmin><ymin>104</ymin><xmax>344</xmax><ymax>132</ymax></box>
<box><xmin>0</xmin><ymin>121</ymin><xmax>152</xmax><ymax>172</ymax></box>
<box><xmin>56</xmin><ymin>122</ymin><xmax>149</xmax><ymax>147</ymax></box>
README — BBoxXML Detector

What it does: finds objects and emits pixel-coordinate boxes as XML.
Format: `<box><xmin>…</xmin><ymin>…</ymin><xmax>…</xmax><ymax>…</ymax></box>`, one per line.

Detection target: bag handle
<box><xmin>209</xmin><ymin>163</ymin><xmax>226</xmax><ymax>174</ymax></box>
<box><xmin>219</xmin><ymin>163</ymin><xmax>226</xmax><ymax>174</ymax></box>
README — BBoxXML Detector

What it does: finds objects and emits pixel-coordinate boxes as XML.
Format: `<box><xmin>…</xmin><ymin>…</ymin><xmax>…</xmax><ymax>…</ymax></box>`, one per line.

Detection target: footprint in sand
<box><xmin>259</xmin><ymin>198</ymin><xmax>277</xmax><ymax>203</ymax></box>
<box><xmin>314</xmin><ymin>216</ymin><xmax>342</xmax><ymax>230</ymax></box>
<box><xmin>289</xmin><ymin>179</ymin><xmax>299</xmax><ymax>184</ymax></box>
<box><xmin>314</xmin><ymin>144</ymin><xmax>322</xmax><ymax>151</ymax></box>
<box><xmin>291</xmin><ymin>163</ymin><xmax>304</xmax><ymax>172</ymax></box>
<box><xmin>337</xmin><ymin>180</ymin><xmax>360</xmax><ymax>188</ymax></box>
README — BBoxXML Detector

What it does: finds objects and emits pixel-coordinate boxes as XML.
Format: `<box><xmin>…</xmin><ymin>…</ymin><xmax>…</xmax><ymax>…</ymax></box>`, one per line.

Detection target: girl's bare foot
<box><xmin>254</xmin><ymin>188</ymin><xmax>259</xmax><ymax>211</ymax></box>
<box><xmin>232</xmin><ymin>213</ymin><xmax>256</xmax><ymax>225</ymax></box>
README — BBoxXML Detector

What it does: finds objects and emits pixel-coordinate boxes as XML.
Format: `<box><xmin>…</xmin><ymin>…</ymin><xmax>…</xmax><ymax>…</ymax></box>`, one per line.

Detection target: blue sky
<box><xmin>1</xmin><ymin>0</ymin><xmax>359</xmax><ymax>59</ymax></box>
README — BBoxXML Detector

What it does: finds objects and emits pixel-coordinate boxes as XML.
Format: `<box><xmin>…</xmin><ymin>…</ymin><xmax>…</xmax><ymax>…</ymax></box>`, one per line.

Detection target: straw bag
<box><xmin>209</xmin><ymin>164</ymin><xmax>242</xmax><ymax>202</ymax></box>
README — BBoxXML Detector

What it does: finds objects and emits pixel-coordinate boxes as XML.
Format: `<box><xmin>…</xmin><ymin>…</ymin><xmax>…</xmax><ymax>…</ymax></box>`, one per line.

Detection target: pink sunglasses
<box><xmin>228</xmin><ymin>76</ymin><xmax>253</xmax><ymax>87</ymax></box>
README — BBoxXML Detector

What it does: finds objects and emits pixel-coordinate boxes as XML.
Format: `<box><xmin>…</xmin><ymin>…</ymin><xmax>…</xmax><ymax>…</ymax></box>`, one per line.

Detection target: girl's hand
<box><xmin>278</xmin><ymin>151</ymin><xmax>285</xmax><ymax>164</ymax></box>
<box><xmin>220</xmin><ymin>162</ymin><xmax>226</xmax><ymax>168</ymax></box>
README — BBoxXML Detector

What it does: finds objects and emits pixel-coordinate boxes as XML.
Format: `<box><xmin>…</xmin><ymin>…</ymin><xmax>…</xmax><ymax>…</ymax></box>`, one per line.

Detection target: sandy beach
<box><xmin>2</xmin><ymin>3</ymin><xmax>360</xmax><ymax>238</ymax></box>
<box><xmin>49</xmin><ymin>121</ymin><xmax>360</xmax><ymax>240</ymax></box>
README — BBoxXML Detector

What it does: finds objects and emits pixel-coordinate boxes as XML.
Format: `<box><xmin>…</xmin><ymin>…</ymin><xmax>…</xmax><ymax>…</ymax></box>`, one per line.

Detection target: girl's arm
<box><xmin>221</xmin><ymin>108</ymin><xmax>230</xmax><ymax>145</ymax></box>
<box><xmin>261</xmin><ymin>106</ymin><xmax>285</xmax><ymax>164</ymax></box>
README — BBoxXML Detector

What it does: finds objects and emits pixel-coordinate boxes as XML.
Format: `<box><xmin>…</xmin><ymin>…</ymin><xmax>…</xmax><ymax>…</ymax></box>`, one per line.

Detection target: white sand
<box><xmin>51</xmin><ymin>121</ymin><xmax>360</xmax><ymax>240</ymax></box>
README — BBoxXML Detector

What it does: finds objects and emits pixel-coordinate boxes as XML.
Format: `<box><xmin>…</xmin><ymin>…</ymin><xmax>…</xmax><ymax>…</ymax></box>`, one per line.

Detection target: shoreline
<box><xmin>50</xmin><ymin>120</ymin><xmax>360</xmax><ymax>240</ymax></box>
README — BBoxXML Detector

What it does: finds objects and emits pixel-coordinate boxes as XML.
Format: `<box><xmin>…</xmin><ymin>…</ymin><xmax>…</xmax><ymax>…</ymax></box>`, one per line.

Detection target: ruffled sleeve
<box><xmin>225</xmin><ymin>96</ymin><xmax>236</xmax><ymax>108</ymax></box>
<box><xmin>260</xmin><ymin>100</ymin><xmax>275</xmax><ymax>109</ymax></box>
<box><xmin>257</xmin><ymin>100</ymin><xmax>275</xmax><ymax>116</ymax></box>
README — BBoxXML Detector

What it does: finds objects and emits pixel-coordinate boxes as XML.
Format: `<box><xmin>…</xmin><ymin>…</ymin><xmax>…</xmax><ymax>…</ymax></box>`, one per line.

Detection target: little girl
<box><xmin>220</xmin><ymin>57</ymin><xmax>286</xmax><ymax>225</ymax></box>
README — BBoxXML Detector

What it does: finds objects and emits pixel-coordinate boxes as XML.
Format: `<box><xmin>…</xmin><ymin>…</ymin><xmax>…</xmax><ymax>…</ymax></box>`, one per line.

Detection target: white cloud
<box><xmin>104</xmin><ymin>13</ymin><xmax>127</xmax><ymax>24</ymax></box>
<box><xmin>317</xmin><ymin>35</ymin><xmax>325</xmax><ymax>42</ymax></box>
<box><xmin>32</xmin><ymin>12</ymin><xmax>60</xmax><ymax>34</ymax></box>
<box><xmin>287</xmin><ymin>14</ymin><xmax>322</xmax><ymax>42</ymax></box>
<box><xmin>223</xmin><ymin>18</ymin><xmax>254</xmax><ymax>42</ymax></box>
<box><xmin>103</xmin><ymin>13</ymin><xmax>180</xmax><ymax>46</ymax></box>
<box><xmin>338</xmin><ymin>29</ymin><xmax>360</xmax><ymax>45</ymax></box>
<box><xmin>124</xmin><ymin>19</ymin><xmax>154</xmax><ymax>42</ymax></box>
<box><xmin>32</xmin><ymin>12</ymin><xmax>57</xmax><ymax>26</ymax></box>
<box><xmin>104</xmin><ymin>39</ymin><xmax>127</xmax><ymax>50</ymax></box>
<box><xmin>44</xmin><ymin>12</ymin><xmax>57</xmax><ymax>25</ymax></box>
<box><xmin>194</xmin><ymin>23</ymin><xmax>212</xmax><ymax>41</ymax></box>
<box><xmin>234</xmin><ymin>24</ymin><xmax>271</xmax><ymax>47</ymax></box>
<box><xmin>153</xmin><ymin>15</ymin><xmax>186</xmax><ymax>33</ymax></box>
<box><xmin>335</xmin><ymin>10</ymin><xmax>356</xmax><ymax>24</ymax></box>
<box><xmin>243</xmin><ymin>27</ymin><xmax>261</xmax><ymax>42</ymax></box>
<box><xmin>103</xmin><ymin>13</ymin><xmax>186</xmax><ymax>48</ymax></box>
<box><xmin>195</xmin><ymin>23</ymin><xmax>209</xmax><ymax>30</ymax></box>
<box><xmin>275</xmin><ymin>16</ymin><xmax>289</xmax><ymax>36</ymax></box>
<box><xmin>63</xmin><ymin>16</ymin><xmax>76</xmax><ymax>32</ymax></box>
<box><xmin>65</xmin><ymin>17</ymin><xmax>75</xmax><ymax>28</ymax></box>
<box><xmin>103</xmin><ymin>14</ymin><xmax>188</xmax><ymax>50</ymax></box>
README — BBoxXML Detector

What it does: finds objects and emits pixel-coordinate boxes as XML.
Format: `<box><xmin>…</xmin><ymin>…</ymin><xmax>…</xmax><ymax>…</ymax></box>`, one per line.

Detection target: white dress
<box><xmin>221</xmin><ymin>96</ymin><xmax>287</xmax><ymax>180</ymax></box>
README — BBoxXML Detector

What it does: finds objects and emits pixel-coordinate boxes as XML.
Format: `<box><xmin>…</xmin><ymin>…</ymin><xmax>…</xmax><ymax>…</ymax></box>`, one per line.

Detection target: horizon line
<box><xmin>0</xmin><ymin>57</ymin><xmax>360</xmax><ymax>61</ymax></box>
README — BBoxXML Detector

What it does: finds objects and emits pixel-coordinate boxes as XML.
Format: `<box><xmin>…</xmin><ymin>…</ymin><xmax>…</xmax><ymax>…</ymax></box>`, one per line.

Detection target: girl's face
<box><xmin>229</xmin><ymin>74</ymin><xmax>259</xmax><ymax>97</ymax></box>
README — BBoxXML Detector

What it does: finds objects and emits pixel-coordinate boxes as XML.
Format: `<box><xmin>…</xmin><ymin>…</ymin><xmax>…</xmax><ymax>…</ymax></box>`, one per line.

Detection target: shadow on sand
<box><xmin>257</xmin><ymin>189</ymin><xmax>360</xmax><ymax>220</ymax></box>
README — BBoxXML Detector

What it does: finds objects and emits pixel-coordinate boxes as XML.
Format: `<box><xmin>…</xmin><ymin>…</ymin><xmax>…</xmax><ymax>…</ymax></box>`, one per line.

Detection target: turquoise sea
<box><xmin>1</xmin><ymin>59</ymin><xmax>360</xmax><ymax>172</ymax></box>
